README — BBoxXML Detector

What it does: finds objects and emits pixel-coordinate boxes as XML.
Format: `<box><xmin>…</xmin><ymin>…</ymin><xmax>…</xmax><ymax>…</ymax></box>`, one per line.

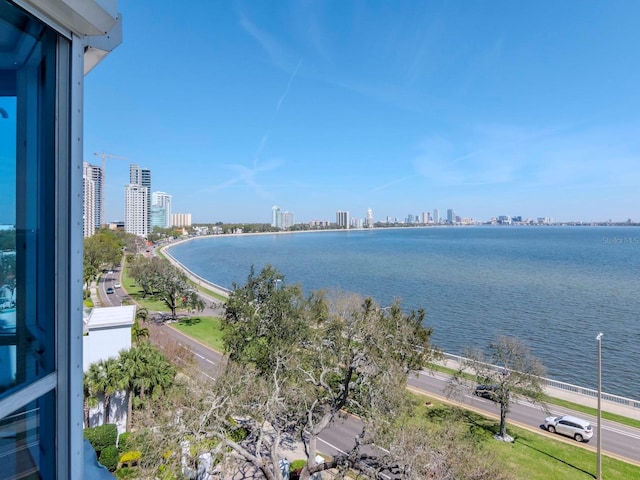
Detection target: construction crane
<box><xmin>93</xmin><ymin>151</ymin><xmax>127</xmax><ymax>228</ymax></box>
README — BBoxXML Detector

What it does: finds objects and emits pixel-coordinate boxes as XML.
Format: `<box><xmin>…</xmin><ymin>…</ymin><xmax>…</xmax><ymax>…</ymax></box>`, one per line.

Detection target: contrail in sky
<box><xmin>276</xmin><ymin>59</ymin><xmax>302</xmax><ymax>111</ymax></box>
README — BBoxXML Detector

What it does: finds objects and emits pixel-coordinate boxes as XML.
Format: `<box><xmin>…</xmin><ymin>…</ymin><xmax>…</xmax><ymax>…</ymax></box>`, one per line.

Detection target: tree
<box><xmin>84</xmin><ymin>344</ymin><xmax>177</xmax><ymax>431</ymax></box>
<box><xmin>219</xmin><ymin>266</ymin><xmax>439</xmax><ymax>480</ymax></box>
<box><xmin>83</xmin><ymin>230</ymin><xmax>123</xmax><ymax>285</ymax></box>
<box><xmin>129</xmin><ymin>257</ymin><xmax>205</xmax><ymax>318</ymax></box>
<box><xmin>447</xmin><ymin>336</ymin><xmax>546</xmax><ymax>441</ymax></box>
<box><xmin>83</xmin><ymin>371</ymin><xmax>99</xmax><ymax>428</ymax></box>
<box><xmin>118</xmin><ymin>343</ymin><xmax>176</xmax><ymax>430</ymax></box>
<box><xmin>85</xmin><ymin>358</ymin><xmax>124</xmax><ymax>425</ymax></box>
<box><xmin>131</xmin><ymin>308</ymin><xmax>149</xmax><ymax>343</ymax></box>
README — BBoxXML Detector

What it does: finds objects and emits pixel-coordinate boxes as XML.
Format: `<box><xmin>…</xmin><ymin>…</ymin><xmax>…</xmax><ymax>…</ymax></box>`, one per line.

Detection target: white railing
<box><xmin>440</xmin><ymin>352</ymin><xmax>640</xmax><ymax>410</ymax></box>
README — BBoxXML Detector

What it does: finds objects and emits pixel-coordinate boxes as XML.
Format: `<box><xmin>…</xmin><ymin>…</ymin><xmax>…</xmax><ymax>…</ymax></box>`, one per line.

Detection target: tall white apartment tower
<box><xmin>281</xmin><ymin>211</ymin><xmax>295</xmax><ymax>229</ymax></box>
<box><xmin>433</xmin><ymin>209</ymin><xmax>440</xmax><ymax>224</ymax></box>
<box><xmin>82</xmin><ymin>164</ymin><xmax>96</xmax><ymax>237</ymax></box>
<box><xmin>129</xmin><ymin>164</ymin><xmax>151</xmax><ymax>233</ymax></box>
<box><xmin>336</xmin><ymin>210</ymin><xmax>350</xmax><ymax>229</ymax></box>
<box><xmin>82</xmin><ymin>162</ymin><xmax>103</xmax><ymax>232</ymax></box>
<box><xmin>152</xmin><ymin>191</ymin><xmax>172</xmax><ymax>228</ymax></box>
<box><xmin>125</xmin><ymin>184</ymin><xmax>149</xmax><ymax>236</ymax></box>
<box><xmin>271</xmin><ymin>206</ymin><xmax>281</xmax><ymax>228</ymax></box>
<box><xmin>365</xmin><ymin>208</ymin><xmax>374</xmax><ymax>228</ymax></box>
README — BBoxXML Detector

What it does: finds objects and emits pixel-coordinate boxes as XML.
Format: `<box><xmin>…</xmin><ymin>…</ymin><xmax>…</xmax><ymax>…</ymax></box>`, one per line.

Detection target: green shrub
<box><xmin>84</xmin><ymin>424</ymin><xmax>118</xmax><ymax>454</ymax></box>
<box><xmin>99</xmin><ymin>444</ymin><xmax>120</xmax><ymax>472</ymax></box>
<box><xmin>114</xmin><ymin>467</ymin><xmax>138</xmax><ymax>479</ymax></box>
<box><xmin>227</xmin><ymin>426</ymin><xmax>248</xmax><ymax>443</ymax></box>
<box><xmin>290</xmin><ymin>459</ymin><xmax>306</xmax><ymax>471</ymax></box>
<box><xmin>118</xmin><ymin>432</ymin><xmax>131</xmax><ymax>452</ymax></box>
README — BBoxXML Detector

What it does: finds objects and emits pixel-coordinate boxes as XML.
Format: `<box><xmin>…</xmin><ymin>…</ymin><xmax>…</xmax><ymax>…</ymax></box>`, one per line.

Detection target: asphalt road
<box><xmin>147</xmin><ymin>323</ymin><xmax>640</xmax><ymax>466</ymax></box>
<box><xmin>97</xmin><ymin>275</ymin><xmax>640</xmax><ymax>465</ymax></box>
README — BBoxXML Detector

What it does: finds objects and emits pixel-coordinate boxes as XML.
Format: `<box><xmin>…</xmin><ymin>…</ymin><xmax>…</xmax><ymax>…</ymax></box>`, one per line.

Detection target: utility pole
<box><xmin>93</xmin><ymin>152</ymin><xmax>127</xmax><ymax>229</ymax></box>
<box><xmin>596</xmin><ymin>332</ymin><xmax>603</xmax><ymax>480</ymax></box>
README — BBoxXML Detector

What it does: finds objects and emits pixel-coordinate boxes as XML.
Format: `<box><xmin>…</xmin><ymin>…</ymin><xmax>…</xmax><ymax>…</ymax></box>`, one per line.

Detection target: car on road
<box><xmin>107</xmin><ymin>270</ymin><xmax>113</xmax><ymax>275</ymax></box>
<box><xmin>114</xmin><ymin>282</ymin><xmax>121</xmax><ymax>288</ymax></box>
<box><xmin>106</xmin><ymin>287</ymin><xmax>114</xmax><ymax>294</ymax></box>
<box><xmin>473</xmin><ymin>384</ymin><xmax>501</xmax><ymax>401</ymax></box>
<box><xmin>544</xmin><ymin>414</ymin><xmax>593</xmax><ymax>442</ymax></box>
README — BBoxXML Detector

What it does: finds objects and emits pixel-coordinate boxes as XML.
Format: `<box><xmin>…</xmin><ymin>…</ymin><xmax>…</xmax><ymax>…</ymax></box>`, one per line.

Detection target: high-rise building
<box><xmin>447</xmin><ymin>209</ymin><xmax>456</xmax><ymax>224</ymax></box>
<box><xmin>433</xmin><ymin>209</ymin><xmax>440</xmax><ymax>224</ymax></box>
<box><xmin>129</xmin><ymin>164</ymin><xmax>151</xmax><ymax>233</ymax></box>
<box><xmin>150</xmin><ymin>205</ymin><xmax>166</xmax><ymax>231</ymax></box>
<box><xmin>82</xmin><ymin>163</ymin><xmax>96</xmax><ymax>237</ymax></box>
<box><xmin>336</xmin><ymin>210</ymin><xmax>350</xmax><ymax>229</ymax></box>
<box><xmin>152</xmin><ymin>191</ymin><xmax>172</xmax><ymax>228</ymax></box>
<box><xmin>365</xmin><ymin>208</ymin><xmax>374</xmax><ymax>228</ymax></box>
<box><xmin>172</xmin><ymin>213</ymin><xmax>192</xmax><ymax>227</ymax></box>
<box><xmin>124</xmin><ymin>184</ymin><xmax>149</xmax><ymax>236</ymax></box>
<box><xmin>82</xmin><ymin>162</ymin><xmax>103</xmax><ymax>233</ymax></box>
<box><xmin>281</xmin><ymin>211</ymin><xmax>295</xmax><ymax>229</ymax></box>
<box><xmin>271</xmin><ymin>205</ymin><xmax>281</xmax><ymax>228</ymax></box>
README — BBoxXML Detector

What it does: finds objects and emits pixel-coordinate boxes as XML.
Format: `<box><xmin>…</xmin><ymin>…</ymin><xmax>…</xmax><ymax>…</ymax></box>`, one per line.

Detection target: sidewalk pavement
<box><xmin>436</xmin><ymin>357</ymin><xmax>640</xmax><ymax>421</ymax></box>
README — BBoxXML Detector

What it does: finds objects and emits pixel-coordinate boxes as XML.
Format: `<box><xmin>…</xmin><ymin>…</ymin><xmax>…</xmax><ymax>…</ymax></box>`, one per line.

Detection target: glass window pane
<box><xmin>0</xmin><ymin>0</ymin><xmax>60</xmax><ymax>400</ymax></box>
<box><xmin>0</xmin><ymin>390</ymin><xmax>56</xmax><ymax>479</ymax></box>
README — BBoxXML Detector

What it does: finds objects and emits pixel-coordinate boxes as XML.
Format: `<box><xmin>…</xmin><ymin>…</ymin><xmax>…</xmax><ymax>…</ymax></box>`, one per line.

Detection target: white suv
<box><xmin>544</xmin><ymin>415</ymin><xmax>593</xmax><ymax>442</ymax></box>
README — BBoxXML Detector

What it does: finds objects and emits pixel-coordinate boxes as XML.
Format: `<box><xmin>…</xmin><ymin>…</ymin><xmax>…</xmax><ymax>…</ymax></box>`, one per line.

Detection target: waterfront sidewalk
<box><xmin>437</xmin><ymin>356</ymin><xmax>640</xmax><ymax>421</ymax></box>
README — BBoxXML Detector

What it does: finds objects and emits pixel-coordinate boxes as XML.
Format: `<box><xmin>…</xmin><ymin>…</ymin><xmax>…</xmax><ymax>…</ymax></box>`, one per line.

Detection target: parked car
<box><xmin>114</xmin><ymin>282</ymin><xmax>121</xmax><ymax>288</ymax></box>
<box><xmin>106</xmin><ymin>287</ymin><xmax>114</xmax><ymax>294</ymax></box>
<box><xmin>544</xmin><ymin>415</ymin><xmax>593</xmax><ymax>442</ymax></box>
<box><xmin>473</xmin><ymin>384</ymin><xmax>501</xmax><ymax>401</ymax></box>
<box><xmin>0</xmin><ymin>298</ymin><xmax>13</xmax><ymax>309</ymax></box>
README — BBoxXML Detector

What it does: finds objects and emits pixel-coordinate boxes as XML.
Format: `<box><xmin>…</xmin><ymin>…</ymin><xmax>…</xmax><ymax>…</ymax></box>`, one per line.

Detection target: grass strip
<box><xmin>121</xmin><ymin>264</ymin><xmax>170</xmax><ymax>312</ymax></box>
<box><xmin>410</xmin><ymin>394</ymin><xmax>640</xmax><ymax>479</ymax></box>
<box><xmin>171</xmin><ymin>316</ymin><xmax>225</xmax><ymax>352</ymax></box>
<box><xmin>427</xmin><ymin>362</ymin><xmax>640</xmax><ymax>430</ymax></box>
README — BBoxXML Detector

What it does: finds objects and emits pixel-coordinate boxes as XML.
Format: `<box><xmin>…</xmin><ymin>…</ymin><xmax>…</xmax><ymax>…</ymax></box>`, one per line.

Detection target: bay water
<box><xmin>168</xmin><ymin>226</ymin><xmax>640</xmax><ymax>399</ymax></box>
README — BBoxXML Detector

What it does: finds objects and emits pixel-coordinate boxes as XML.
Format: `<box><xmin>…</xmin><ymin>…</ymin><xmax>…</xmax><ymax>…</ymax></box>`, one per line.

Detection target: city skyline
<box><xmin>79</xmin><ymin>1</ymin><xmax>640</xmax><ymax>225</ymax></box>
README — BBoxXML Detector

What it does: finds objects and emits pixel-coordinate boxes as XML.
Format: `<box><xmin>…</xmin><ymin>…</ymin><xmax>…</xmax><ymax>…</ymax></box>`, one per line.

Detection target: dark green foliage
<box><xmin>118</xmin><ymin>432</ymin><xmax>131</xmax><ymax>452</ymax></box>
<box><xmin>83</xmin><ymin>230</ymin><xmax>123</xmax><ymax>281</ymax></box>
<box><xmin>223</xmin><ymin>264</ymin><xmax>310</xmax><ymax>374</ymax></box>
<box><xmin>99</xmin><ymin>444</ymin><xmax>120</xmax><ymax>472</ymax></box>
<box><xmin>128</xmin><ymin>256</ymin><xmax>204</xmax><ymax>317</ymax></box>
<box><xmin>84</xmin><ymin>423</ymin><xmax>118</xmax><ymax>454</ymax></box>
<box><xmin>0</xmin><ymin>230</ymin><xmax>15</xmax><ymax>250</ymax></box>
<box><xmin>226</xmin><ymin>426</ymin><xmax>248</xmax><ymax>443</ymax></box>
<box><xmin>114</xmin><ymin>467</ymin><xmax>138</xmax><ymax>479</ymax></box>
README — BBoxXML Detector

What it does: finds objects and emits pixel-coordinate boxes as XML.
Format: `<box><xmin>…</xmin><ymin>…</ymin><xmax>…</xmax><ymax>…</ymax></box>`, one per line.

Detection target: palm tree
<box><xmin>93</xmin><ymin>358</ymin><xmax>125</xmax><ymax>425</ymax></box>
<box><xmin>131</xmin><ymin>317</ymin><xmax>149</xmax><ymax>344</ymax></box>
<box><xmin>83</xmin><ymin>371</ymin><xmax>100</xmax><ymax>428</ymax></box>
<box><xmin>86</xmin><ymin>362</ymin><xmax>109</xmax><ymax>424</ymax></box>
<box><xmin>131</xmin><ymin>307</ymin><xmax>150</xmax><ymax>344</ymax></box>
<box><xmin>118</xmin><ymin>346</ymin><xmax>146</xmax><ymax>430</ymax></box>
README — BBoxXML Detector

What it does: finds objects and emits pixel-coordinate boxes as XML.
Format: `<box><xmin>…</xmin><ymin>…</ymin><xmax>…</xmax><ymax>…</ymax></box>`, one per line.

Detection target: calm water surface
<box><xmin>168</xmin><ymin>226</ymin><xmax>640</xmax><ymax>398</ymax></box>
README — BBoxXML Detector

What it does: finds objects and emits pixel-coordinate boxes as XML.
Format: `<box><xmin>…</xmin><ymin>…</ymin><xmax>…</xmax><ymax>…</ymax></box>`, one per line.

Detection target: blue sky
<box><xmin>81</xmin><ymin>0</ymin><xmax>640</xmax><ymax>224</ymax></box>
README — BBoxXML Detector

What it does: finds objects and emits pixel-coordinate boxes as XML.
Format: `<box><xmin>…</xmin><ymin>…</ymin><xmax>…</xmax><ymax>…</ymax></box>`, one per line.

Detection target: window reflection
<box><xmin>0</xmin><ymin>96</ymin><xmax>16</xmax><ymax>394</ymax></box>
<box><xmin>0</xmin><ymin>0</ymin><xmax>59</xmax><ymax>400</ymax></box>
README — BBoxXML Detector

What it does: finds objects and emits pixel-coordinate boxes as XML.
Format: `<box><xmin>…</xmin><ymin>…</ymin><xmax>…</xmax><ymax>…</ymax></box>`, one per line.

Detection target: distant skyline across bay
<box><xmin>81</xmin><ymin>1</ymin><xmax>640</xmax><ymax>225</ymax></box>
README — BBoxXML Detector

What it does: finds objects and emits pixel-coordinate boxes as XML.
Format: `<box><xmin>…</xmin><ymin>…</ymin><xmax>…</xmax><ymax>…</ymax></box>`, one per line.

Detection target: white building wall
<box><xmin>172</xmin><ymin>213</ymin><xmax>192</xmax><ymax>227</ymax></box>
<box><xmin>82</xmin><ymin>326</ymin><xmax>132</xmax><ymax>371</ymax></box>
<box><xmin>82</xmin><ymin>172</ymin><xmax>95</xmax><ymax>238</ymax></box>
<box><xmin>124</xmin><ymin>184</ymin><xmax>148</xmax><ymax>236</ymax></box>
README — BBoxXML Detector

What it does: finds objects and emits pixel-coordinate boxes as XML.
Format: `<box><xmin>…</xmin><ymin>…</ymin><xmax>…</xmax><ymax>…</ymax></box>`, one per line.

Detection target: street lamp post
<box><xmin>596</xmin><ymin>332</ymin><xmax>603</xmax><ymax>480</ymax></box>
